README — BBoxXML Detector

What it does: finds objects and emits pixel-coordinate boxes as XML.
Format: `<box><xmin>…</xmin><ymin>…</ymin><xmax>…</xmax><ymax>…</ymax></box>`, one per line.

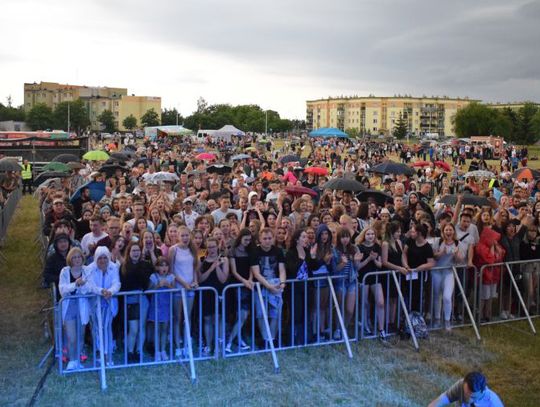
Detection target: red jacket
<box><xmin>474</xmin><ymin>227</ymin><xmax>505</xmax><ymax>285</ymax></box>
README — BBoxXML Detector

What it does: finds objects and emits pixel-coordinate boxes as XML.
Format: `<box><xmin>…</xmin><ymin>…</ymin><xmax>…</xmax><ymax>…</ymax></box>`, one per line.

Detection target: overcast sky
<box><xmin>1</xmin><ymin>0</ymin><xmax>539</xmax><ymax>119</ymax></box>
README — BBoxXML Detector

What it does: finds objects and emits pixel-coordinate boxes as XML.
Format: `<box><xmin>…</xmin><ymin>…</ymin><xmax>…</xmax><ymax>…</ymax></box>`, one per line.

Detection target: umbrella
<box><xmin>304</xmin><ymin>166</ymin><xmax>328</xmax><ymax>176</ymax></box>
<box><xmin>67</xmin><ymin>162</ymin><xmax>85</xmax><ymax>170</ymax></box>
<box><xmin>245</xmin><ymin>146</ymin><xmax>257</xmax><ymax>152</ymax></box>
<box><xmin>36</xmin><ymin>177</ymin><xmax>62</xmax><ymax>191</ymax></box>
<box><xmin>33</xmin><ymin>171</ymin><xmax>70</xmax><ymax>186</ymax></box>
<box><xmin>308</xmin><ymin>127</ymin><xmax>349</xmax><ymax>138</ymax></box>
<box><xmin>438</xmin><ymin>194</ymin><xmax>491</xmax><ymax>207</ymax></box>
<box><xmin>356</xmin><ymin>190</ymin><xmax>392</xmax><ymax>206</ymax></box>
<box><xmin>42</xmin><ymin>161</ymin><xmax>71</xmax><ymax>173</ymax></box>
<box><xmin>151</xmin><ymin>171</ymin><xmax>179</xmax><ymax>183</ymax></box>
<box><xmin>411</xmin><ymin>161</ymin><xmax>431</xmax><ymax>168</ymax></box>
<box><xmin>512</xmin><ymin>167</ymin><xmax>540</xmax><ymax>181</ymax></box>
<box><xmin>196</xmin><ymin>152</ymin><xmax>216</xmax><ymax>161</ymax></box>
<box><xmin>232</xmin><ymin>154</ymin><xmax>251</xmax><ymax>161</ymax></box>
<box><xmin>0</xmin><ymin>158</ymin><xmax>23</xmax><ymax>172</ymax></box>
<box><xmin>434</xmin><ymin>161</ymin><xmax>451</xmax><ymax>172</ymax></box>
<box><xmin>98</xmin><ymin>164</ymin><xmax>128</xmax><ymax>177</ymax></box>
<box><xmin>110</xmin><ymin>152</ymin><xmax>130</xmax><ymax>161</ymax></box>
<box><xmin>464</xmin><ymin>170</ymin><xmax>495</xmax><ymax>179</ymax></box>
<box><xmin>120</xmin><ymin>149</ymin><xmax>137</xmax><ymax>159</ymax></box>
<box><xmin>371</xmin><ymin>161</ymin><xmax>415</xmax><ymax>176</ymax></box>
<box><xmin>207</xmin><ymin>164</ymin><xmax>232</xmax><ymax>175</ymax></box>
<box><xmin>105</xmin><ymin>158</ymin><xmax>127</xmax><ymax>166</ymax></box>
<box><xmin>285</xmin><ymin>185</ymin><xmax>318</xmax><ymax>197</ymax></box>
<box><xmin>70</xmin><ymin>181</ymin><xmax>106</xmax><ymax>203</ymax></box>
<box><xmin>52</xmin><ymin>153</ymin><xmax>79</xmax><ymax>163</ymax></box>
<box><xmin>280</xmin><ymin>154</ymin><xmax>300</xmax><ymax>164</ymax></box>
<box><xmin>83</xmin><ymin>150</ymin><xmax>110</xmax><ymax>161</ymax></box>
<box><xmin>124</xmin><ymin>144</ymin><xmax>137</xmax><ymax>151</ymax></box>
<box><xmin>322</xmin><ymin>178</ymin><xmax>365</xmax><ymax>192</ymax></box>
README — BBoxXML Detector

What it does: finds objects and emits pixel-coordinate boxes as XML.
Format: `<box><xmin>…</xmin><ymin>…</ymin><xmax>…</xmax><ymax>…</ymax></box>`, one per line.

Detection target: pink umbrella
<box><xmin>196</xmin><ymin>153</ymin><xmax>216</xmax><ymax>161</ymax></box>
<box><xmin>411</xmin><ymin>161</ymin><xmax>430</xmax><ymax>168</ymax></box>
<box><xmin>434</xmin><ymin>161</ymin><xmax>451</xmax><ymax>172</ymax></box>
<box><xmin>285</xmin><ymin>185</ymin><xmax>318</xmax><ymax>197</ymax></box>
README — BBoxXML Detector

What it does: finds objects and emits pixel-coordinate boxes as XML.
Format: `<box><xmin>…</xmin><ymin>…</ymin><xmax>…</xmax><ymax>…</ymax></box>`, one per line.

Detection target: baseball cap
<box><xmin>183</xmin><ymin>197</ymin><xmax>193</xmax><ymax>204</ymax></box>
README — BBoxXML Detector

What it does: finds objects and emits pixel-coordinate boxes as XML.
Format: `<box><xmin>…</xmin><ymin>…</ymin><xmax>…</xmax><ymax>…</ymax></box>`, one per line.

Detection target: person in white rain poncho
<box><xmin>89</xmin><ymin>246</ymin><xmax>121</xmax><ymax>365</ymax></box>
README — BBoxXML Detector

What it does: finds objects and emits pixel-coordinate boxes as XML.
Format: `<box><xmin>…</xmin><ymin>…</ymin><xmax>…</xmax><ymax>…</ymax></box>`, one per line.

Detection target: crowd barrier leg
<box><xmin>327</xmin><ymin>277</ymin><xmax>353</xmax><ymax>359</ymax></box>
<box><xmin>181</xmin><ymin>289</ymin><xmax>197</xmax><ymax>384</ymax></box>
<box><xmin>452</xmin><ymin>267</ymin><xmax>481</xmax><ymax>341</ymax></box>
<box><xmin>391</xmin><ymin>271</ymin><xmax>419</xmax><ymax>351</ymax></box>
<box><xmin>255</xmin><ymin>283</ymin><xmax>280</xmax><ymax>374</ymax></box>
<box><xmin>505</xmin><ymin>264</ymin><xmax>537</xmax><ymax>335</ymax></box>
<box><xmin>96</xmin><ymin>299</ymin><xmax>107</xmax><ymax>391</ymax></box>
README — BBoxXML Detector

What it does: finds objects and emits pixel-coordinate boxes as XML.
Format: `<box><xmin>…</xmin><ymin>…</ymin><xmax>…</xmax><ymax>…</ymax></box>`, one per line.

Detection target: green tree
<box><xmin>161</xmin><ymin>108</ymin><xmax>183</xmax><ymax>125</ymax></box>
<box><xmin>141</xmin><ymin>108</ymin><xmax>160</xmax><ymax>127</ymax></box>
<box><xmin>393</xmin><ymin>113</ymin><xmax>408</xmax><ymax>139</ymax></box>
<box><xmin>98</xmin><ymin>109</ymin><xmax>116</xmax><ymax>133</ymax></box>
<box><xmin>53</xmin><ymin>100</ymin><xmax>90</xmax><ymax>135</ymax></box>
<box><xmin>0</xmin><ymin>100</ymin><xmax>26</xmax><ymax>121</ymax></box>
<box><xmin>347</xmin><ymin>128</ymin><xmax>360</xmax><ymax>138</ymax></box>
<box><xmin>499</xmin><ymin>107</ymin><xmax>519</xmax><ymax>142</ymax></box>
<box><xmin>26</xmin><ymin>103</ymin><xmax>54</xmax><ymax>130</ymax></box>
<box><xmin>516</xmin><ymin>103</ymin><xmax>539</xmax><ymax>145</ymax></box>
<box><xmin>453</xmin><ymin>102</ymin><xmax>498</xmax><ymax>137</ymax></box>
<box><xmin>122</xmin><ymin>114</ymin><xmax>137</xmax><ymax>131</ymax></box>
<box><xmin>531</xmin><ymin>110</ymin><xmax>540</xmax><ymax>144</ymax></box>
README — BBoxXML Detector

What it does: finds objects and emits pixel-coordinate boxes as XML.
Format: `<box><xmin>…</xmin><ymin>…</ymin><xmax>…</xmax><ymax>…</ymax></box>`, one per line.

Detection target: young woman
<box><xmin>160</xmin><ymin>223</ymin><xmax>178</xmax><ymax>259</ymax></box>
<box><xmin>357</xmin><ymin>227</ymin><xmax>386</xmax><ymax>341</ymax></box>
<box><xmin>431</xmin><ymin>223</ymin><xmax>464</xmax><ymax>331</ymax></box>
<box><xmin>140</xmin><ymin>230</ymin><xmax>161</xmax><ymax>264</ymax></box>
<box><xmin>198</xmin><ymin>237</ymin><xmax>229</xmax><ymax>355</ymax></box>
<box><xmin>402</xmin><ymin>223</ymin><xmax>436</xmax><ymax>313</ymax></box>
<box><xmin>521</xmin><ymin>225</ymin><xmax>540</xmax><ymax>313</ymax></box>
<box><xmin>59</xmin><ymin>248</ymin><xmax>92</xmax><ymax>370</ymax></box>
<box><xmin>226</xmin><ymin>228</ymin><xmax>254</xmax><ymax>353</ymax></box>
<box><xmin>333</xmin><ymin>227</ymin><xmax>363</xmax><ymax>339</ymax></box>
<box><xmin>169</xmin><ymin>226</ymin><xmax>199</xmax><ymax>358</ymax></box>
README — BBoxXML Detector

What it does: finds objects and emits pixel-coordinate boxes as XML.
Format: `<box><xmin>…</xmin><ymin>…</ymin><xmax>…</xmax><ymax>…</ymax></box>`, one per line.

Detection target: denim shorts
<box><xmin>255</xmin><ymin>279</ymin><xmax>283</xmax><ymax>319</ymax></box>
<box><xmin>334</xmin><ymin>277</ymin><xmax>357</xmax><ymax>294</ymax></box>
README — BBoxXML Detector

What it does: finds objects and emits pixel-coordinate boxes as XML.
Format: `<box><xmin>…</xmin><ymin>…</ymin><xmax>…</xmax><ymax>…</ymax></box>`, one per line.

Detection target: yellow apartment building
<box><xmin>306</xmin><ymin>95</ymin><xmax>479</xmax><ymax>137</ymax></box>
<box><xmin>23</xmin><ymin>82</ymin><xmax>161</xmax><ymax>131</ymax></box>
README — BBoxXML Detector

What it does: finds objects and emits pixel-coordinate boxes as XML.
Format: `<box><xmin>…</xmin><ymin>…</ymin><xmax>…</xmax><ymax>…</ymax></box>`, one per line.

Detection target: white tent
<box><xmin>213</xmin><ymin>125</ymin><xmax>245</xmax><ymax>140</ymax></box>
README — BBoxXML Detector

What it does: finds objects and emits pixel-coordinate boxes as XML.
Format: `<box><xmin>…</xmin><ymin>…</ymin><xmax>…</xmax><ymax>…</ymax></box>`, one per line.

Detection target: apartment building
<box><xmin>306</xmin><ymin>95</ymin><xmax>479</xmax><ymax>137</ymax></box>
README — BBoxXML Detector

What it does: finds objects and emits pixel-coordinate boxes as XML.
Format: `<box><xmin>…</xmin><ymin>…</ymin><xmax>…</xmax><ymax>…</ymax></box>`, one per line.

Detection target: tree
<box><xmin>161</xmin><ymin>108</ymin><xmax>183</xmax><ymax>125</ymax></box>
<box><xmin>531</xmin><ymin>110</ymin><xmax>540</xmax><ymax>144</ymax></box>
<box><xmin>516</xmin><ymin>103</ymin><xmax>539</xmax><ymax>145</ymax></box>
<box><xmin>453</xmin><ymin>102</ymin><xmax>498</xmax><ymax>138</ymax></box>
<box><xmin>141</xmin><ymin>108</ymin><xmax>160</xmax><ymax>127</ymax></box>
<box><xmin>0</xmin><ymin>103</ymin><xmax>26</xmax><ymax>121</ymax></box>
<box><xmin>122</xmin><ymin>114</ymin><xmax>137</xmax><ymax>131</ymax></box>
<box><xmin>53</xmin><ymin>100</ymin><xmax>90</xmax><ymax>135</ymax></box>
<box><xmin>347</xmin><ymin>128</ymin><xmax>360</xmax><ymax>138</ymax></box>
<box><xmin>98</xmin><ymin>109</ymin><xmax>116</xmax><ymax>133</ymax></box>
<box><xmin>26</xmin><ymin>103</ymin><xmax>54</xmax><ymax>130</ymax></box>
<box><xmin>393</xmin><ymin>113</ymin><xmax>408</xmax><ymax>139</ymax></box>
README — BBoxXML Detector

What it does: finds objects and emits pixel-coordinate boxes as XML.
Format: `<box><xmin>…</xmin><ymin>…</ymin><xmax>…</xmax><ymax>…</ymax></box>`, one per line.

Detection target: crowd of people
<box><xmin>37</xmin><ymin>134</ymin><xmax>540</xmax><ymax>371</ymax></box>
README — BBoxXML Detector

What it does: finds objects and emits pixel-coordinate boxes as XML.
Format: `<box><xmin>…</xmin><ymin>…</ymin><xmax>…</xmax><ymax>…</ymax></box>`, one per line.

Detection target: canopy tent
<box><xmin>308</xmin><ymin>127</ymin><xmax>349</xmax><ymax>138</ymax></box>
<box><xmin>213</xmin><ymin>125</ymin><xmax>245</xmax><ymax>141</ymax></box>
<box><xmin>145</xmin><ymin>125</ymin><xmax>193</xmax><ymax>140</ymax></box>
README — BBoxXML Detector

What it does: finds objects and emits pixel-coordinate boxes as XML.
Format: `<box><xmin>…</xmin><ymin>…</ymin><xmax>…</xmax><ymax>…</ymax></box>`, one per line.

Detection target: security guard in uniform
<box><xmin>21</xmin><ymin>159</ymin><xmax>33</xmax><ymax>195</ymax></box>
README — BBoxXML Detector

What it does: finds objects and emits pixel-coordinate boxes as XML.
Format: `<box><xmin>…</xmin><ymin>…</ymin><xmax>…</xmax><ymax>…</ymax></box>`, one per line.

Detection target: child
<box><xmin>148</xmin><ymin>257</ymin><xmax>175</xmax><ymax>361</ymax></box>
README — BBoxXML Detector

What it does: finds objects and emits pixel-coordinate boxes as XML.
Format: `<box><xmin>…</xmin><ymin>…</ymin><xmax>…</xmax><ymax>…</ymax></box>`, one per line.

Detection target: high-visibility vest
<box><xmin>21</xmin><ymin>164</ymin><xmax>32</xmax><ymax>179</ymax></box>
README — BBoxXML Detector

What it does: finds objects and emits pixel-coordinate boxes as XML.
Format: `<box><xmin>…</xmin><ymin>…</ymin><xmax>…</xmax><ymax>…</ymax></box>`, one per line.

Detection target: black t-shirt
<box><xmin>405</xmin><ymin>239</ymin><xmax>434</xmax><ymax>269</ymax></box>
<box><xmin>249</xmin><ymin>246</ymin><xmax>285</xmax><ymax>280</ymax></box>
<box><xmin>358</xmin><ymin>243</ymin><xmax>381</xmax><ymax>275</ymax></box>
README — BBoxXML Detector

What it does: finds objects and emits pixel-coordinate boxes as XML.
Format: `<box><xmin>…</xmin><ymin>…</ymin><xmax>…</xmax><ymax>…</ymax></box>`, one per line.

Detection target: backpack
<box><xmin>400</xmin><ymin>311</ymin><xmax>429</xmax><ymax>340</ymax></box>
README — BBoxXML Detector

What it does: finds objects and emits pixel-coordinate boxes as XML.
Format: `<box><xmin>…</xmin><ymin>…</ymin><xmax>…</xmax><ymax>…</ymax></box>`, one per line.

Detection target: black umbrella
<box><xmin>0</xmin><ymin>158</ymin><xmax>22</xmax><ymax>172</ymax></box>
<box><xmin>371</xmin><ymin>161</ymin><xmax>415</xmax><ymax>176</ymax></box>
<box><xmin>33</xmin><ymin>171</ymin><xmax>70</xmax><ymax>186</ymax></box>
<box><xmin>134</xmin><ymin>157</ymin><xmax>151</xmax><ymax>166</ymax></box>
<box><xmin>124</xmin><ymin>144</ymin><xmax>137</xmax><ymax>151</ymax></box>
<box><xmin>323</xmin><ymin>178</ymin><xmax>365</xmax><ymax>192</ymax></box>
<box><xmin>120</xmin><ymin>149</ymin><xmax>137</xmax><ymax>159</ymax></box>
<box><xmin>438</xmin><ymin>194</ymin><xmax>491</xmax><ymax>207</ymax></box>
<box><xmin>99</xmin><ymin>164</ymin><xmax>128</xmax><ymax>177</ymax></box>
<box><xmin>105</xmin><ymin>158</ymin><xmax>127</xmax><ymax>166</ymax></box>
<box><xmin>207</xmin><ymin>164</ymin><xmax>232</xmax><ymax>175</ymax></box>
<box><xmin>110</xmin><ymin>152</ymin><xmax>129</xmax><ymax>161</ymax></box>
<box><xmin>356</xmin><ymin>189</ymin><xmax>392</xmax><ymax>206</ymax></box>
<box><xmin>52</xmin><ymin>153</ymin><xmax>79</xmax><ymax>163</ymax></box>
<box><xmin>280</xmin><ymin>154</ymin><xmax>300</xmax><ymax>164</ymax></box>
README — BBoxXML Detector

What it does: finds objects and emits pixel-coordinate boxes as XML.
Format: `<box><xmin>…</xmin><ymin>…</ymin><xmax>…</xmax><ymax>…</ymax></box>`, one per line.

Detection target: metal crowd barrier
<box><xmin>55</xmin><ymin>287</ymin><xmax>219</xmax><ymax>388</ymax></box>
<box><xmin>477</xmin><ymin>260</ymin><xmax>539</xmax><ymax>334</ymax></box>
<box><xmin>0</xmin><ymin>187</ymin><xmax>22</xmax><ymax>263</ymax></box>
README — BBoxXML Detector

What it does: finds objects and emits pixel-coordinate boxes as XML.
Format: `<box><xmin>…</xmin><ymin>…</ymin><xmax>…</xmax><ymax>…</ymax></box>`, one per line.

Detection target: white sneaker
<box><xmin>65</xmin><ymin>360</ymin><xmax>79</xmax><ymax>371</ymax></box>
<box><xmin>225</xmin><ymin>344</ymin><xmax>233</xmax><ymax>353</ymax></box>
<box><xmin>444</xmin><ymin>320</ymin><xmax>452</xmax><ymax>332</ymax></box>
<box><xmin>500</xmin><ymin>311</ymin><xmax>509</xmax><ymax>320</ymax></box>
<box><xmin>201</xmin><ymin>346</ymin><xmax>211</xmax><ymax>356</ymax></box>
<box><xmin>161</xmin><ymin>351</ymin><xmax>169</xmax><ymax>361</ymax></box>
<box><xmin>333</xmin><ymin>329</ymin><xmax>342</xmax><ymax>340</ymax></box>
<box><xmin>240</xmin><ymin>339</ymin><xmax>250</xmax><ymax>350</ymax></box>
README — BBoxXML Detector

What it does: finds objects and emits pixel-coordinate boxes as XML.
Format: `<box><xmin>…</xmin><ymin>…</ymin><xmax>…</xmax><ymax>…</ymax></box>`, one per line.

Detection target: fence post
<box><xmin>452</xmin><ymin>267</ymin><xmax>481</xmax><ymax>341</ymax></box>
<box><xmin>96</xmin><ymin>298</ymin><xmax>107</xmax><ymax>391</ymax></box>
<box><xmin>505</xmin><ymin>263</ymin><xmax>537</xmax><ymax>335</ymax></box>
<box><xmin>181</xmin><ymin>288</ymin><xmax>197</xmax><ymax>383</ymax></box>
<box><xmin>390</xmin><ymin>271</ymin><xmax>419</xmax><ymax>351</ymax></box>
<box><xmin>255</xmin><ymin>282</ymin><xmax>280</xmax><ymax>374</ymax></box>
<box><xmin>327</xmin><ymin>276</ymin><xmax>353</xmax><ymax>359</ymax></box>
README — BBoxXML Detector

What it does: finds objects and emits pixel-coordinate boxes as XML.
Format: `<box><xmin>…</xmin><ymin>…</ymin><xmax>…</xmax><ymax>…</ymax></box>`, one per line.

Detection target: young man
<box><xmin>179</xmin><ymin>197</ymin><xmax>200</xmax><ymax>231</ymax></box>
<box><xmin>428</xmin><ymin>371</ymin><xmax>503</xmax><ymax>407</ymax></box>
<box><xmin>211</xmin><ymin>194</ymin><xmax>242</xmax><ymax>224</ymax></box>
<box><xmin>81</xmin><ymin>216</ymin><xmax>110</xmax><ymax>259</ymax></box>
<box><xmin>250</xmin><ymin>228</ymin><xmax>287</xmax><ymax>344</ymax></box>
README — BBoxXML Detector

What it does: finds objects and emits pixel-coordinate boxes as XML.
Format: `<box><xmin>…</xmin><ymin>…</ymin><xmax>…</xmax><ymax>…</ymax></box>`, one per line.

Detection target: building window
<box><xmin>373</xmin><ymin>119</ymin><xmax>378</xmax><ymax>124</ymax></box>
<box><xmin>114</xmin><ymin>111</ymin><xmax>119</xmax><ymax>117</ymax></box>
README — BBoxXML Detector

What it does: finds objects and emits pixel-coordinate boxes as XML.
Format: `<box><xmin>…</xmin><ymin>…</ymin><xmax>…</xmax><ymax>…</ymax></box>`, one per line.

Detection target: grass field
<box><xmin>1</xmin><ymin>197</ymin><xmax>540</xmax><ymax>406</ymax></box>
